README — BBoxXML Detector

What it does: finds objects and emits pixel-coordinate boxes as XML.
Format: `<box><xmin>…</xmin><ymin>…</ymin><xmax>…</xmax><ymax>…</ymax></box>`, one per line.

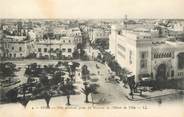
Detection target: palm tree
<box><xmin>5</xmin><ymin>88</ymin><xmax>18</xmax><ymax>102</ymax></box>
<box><xmin>19</xmin><ymin>97</ymin><xmax>30</xmax><ymax>108</ymax></box>
<box><xmin>0</xmin><ymin>62</ymin><xmax>17</xmax><ymax>77</ymax></box>
<box><xmin>52</xmin><ymin>71</ymin><xmax>65</xmax><ymax>85</ymax></box>
<box><xmin>127</xmin><ymin>76</ymin><xmax>136</xmax><ymax>99</ymax></box>
<box><xmin>66</xmin><ymin>94</ymin><xmax>71</xmax><ymax>105</ymax></box>
<box><xmin>71</xmin><ymin>62</ymin><xmax>80</xmax><ymax>81</ymax></box>
<box><xmin>81</xmin><ymin>65</ymin><xmax>90</xmax><ymax>81</ymax></box>
<box><xmin>81</xmin><ymin>82</ymin><xmax>98</xmax><ymax>103</ymax></box>
<box><xmin>43</xmin><ymin>91</ymin><xmax>51</xmax><ymax>108</ymax></box>
<box><xmin>62</xmin><ymin>78</ymin><xmax>73</xmax><ymax>106</ymax></box>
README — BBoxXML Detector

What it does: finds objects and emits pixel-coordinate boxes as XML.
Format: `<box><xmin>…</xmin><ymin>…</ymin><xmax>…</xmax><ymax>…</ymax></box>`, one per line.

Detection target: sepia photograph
<box><xmin>0</xmin><ymin>0</ymin><xmax>184</xmax><ymax>117</ymax></box>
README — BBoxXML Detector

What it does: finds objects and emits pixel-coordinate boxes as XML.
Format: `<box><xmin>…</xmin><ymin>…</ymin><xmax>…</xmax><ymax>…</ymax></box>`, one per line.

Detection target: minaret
<box><xmin>17</xmin><ymin>19</ymin><xmax>23</xmax><ymax>36</ymax></box>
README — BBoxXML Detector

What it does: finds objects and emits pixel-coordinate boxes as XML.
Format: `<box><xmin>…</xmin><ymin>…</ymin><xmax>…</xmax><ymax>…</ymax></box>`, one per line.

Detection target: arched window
<box><xmin>158</xmin><ymin>54</ymin><xmax>161</xmax><ymax>58</ymax></box>
<box><xmin>178</xmin><ymin>53</ymin><xmax>184</xmax><ymax>69</ymax></box>
<box><xmin>161</xmin><ymin>53</ymin><xmax>164</xmax><ymax>58</ymax></box>
<box><xmin>169</xmin><ymin>53</ymin><xmax>171</xmax><ymax>57</ymax></box>
<box><xmin>156</xmin><ymin>54</ymin><xmax>159</xmax><ymax>58</ymax></box>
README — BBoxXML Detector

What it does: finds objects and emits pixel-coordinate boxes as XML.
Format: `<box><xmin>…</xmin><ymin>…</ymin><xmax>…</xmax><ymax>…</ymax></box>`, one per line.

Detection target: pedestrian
<box><xmin>98</xmin><ymin>71</ymin><xmax>100</xmax><ymax>75</ymax></box>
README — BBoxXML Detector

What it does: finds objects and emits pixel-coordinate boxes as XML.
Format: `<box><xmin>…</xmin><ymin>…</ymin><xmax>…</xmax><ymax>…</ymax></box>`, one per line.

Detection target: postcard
<box><xmin>0</xmin><ymin>0</ymin><xmax>184</xmax><ymax>117</ymax></box>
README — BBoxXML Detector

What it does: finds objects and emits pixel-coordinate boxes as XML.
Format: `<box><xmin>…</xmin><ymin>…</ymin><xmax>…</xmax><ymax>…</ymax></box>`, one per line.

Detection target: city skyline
<box><xmin>0</xmin><ymin>0</ymin><xmax>184</xmax><ymax>19</ymax></box>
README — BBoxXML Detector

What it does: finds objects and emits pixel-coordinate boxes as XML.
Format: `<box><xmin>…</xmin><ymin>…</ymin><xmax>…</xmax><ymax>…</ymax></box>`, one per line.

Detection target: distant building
<box><xmin>36</xmin><ymin>36</ymin><xmax>81</xmax><ymax>59</ymax></box>
<box><xmin>89</xmin><ymin>28</ymin><xmax>110</xmax><ymax>43</ymax></box>
<box><xmin>2</xmin><ymin>34</ymin><xmax>36</xmax><ymax>58</ymax></box>
<box><xmin>168</xmin><ymin>22</ymin><xmax>184</xmax><ymax>38</ymax></box>
<box><xmin>172</xmin><ymin>22</ymin><xmax>184</xmax><ymax>32</ymax></box>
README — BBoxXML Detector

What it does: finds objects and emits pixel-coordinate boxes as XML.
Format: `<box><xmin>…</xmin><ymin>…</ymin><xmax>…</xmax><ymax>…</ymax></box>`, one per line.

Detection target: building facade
<box><xmin>89</xmin><ymin>28</ymin><xmax>110</xmax><ymax>43</ymax></box>
<box><xmin>36</xmin><ymin>36</ymin><xmax>81</xmax><ymax>59</ymax></box>
<box><xmin>2</xmin><ymin>34</ymin><xmax>36</xmax><ymax>59</ymax></box>
<box><xmin>0</xmin><ymin>30</ymin><xmax>3</xmax><ymax>59</ymax></box>
<box><xmin>109</xmin><ymin>24</ymin><xmax>184</xmax><ymax>82</ymax></box>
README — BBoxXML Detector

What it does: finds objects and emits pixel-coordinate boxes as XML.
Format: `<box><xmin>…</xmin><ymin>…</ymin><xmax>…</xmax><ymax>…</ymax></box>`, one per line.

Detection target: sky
<box><xmin>0</xmin><ymin>0</ymin><xmax>184</xmax><ymax>19</ymax></box>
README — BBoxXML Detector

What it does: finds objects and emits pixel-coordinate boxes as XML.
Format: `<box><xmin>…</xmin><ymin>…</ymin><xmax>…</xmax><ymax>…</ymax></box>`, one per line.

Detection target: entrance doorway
<box><xmin>156</xmin><ymin>64</ymin><xmax>167</xmax><ymax>81</ymax></box>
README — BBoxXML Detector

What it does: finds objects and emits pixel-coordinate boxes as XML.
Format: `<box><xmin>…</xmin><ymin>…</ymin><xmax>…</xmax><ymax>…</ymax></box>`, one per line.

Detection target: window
<box><xmin>62</xmin><ymin>48</ymin><xmax>66</xmax><ymax>52</ymax></box>
<box><xmin>44</xmin><ymin>48</ymin><xmax>47</xmax><ymax>52</ymax></box>
<box><xmin>68</xmin><ymin>48</ymin><xmax>72</xmax><ymax>52</ymax></box>
<box><xmin>155</xmin><ymin>52</ymin><xmax>172</xmax><ymax>59</ymax></box>
<box><xmin>117</xmin><ymin>44</ymin><xmax>126</xmax><ymax>52</ymax></box>
<box><xmin>20</xmin><ymin>53</ymin><xmax>22</xmax><ymax>57</ymax></box>
<box><xmin>14</xmin><ymin>54</ymin><xmax>16</xmax><ymax>58</ymax></box>
<box><xmin>118</xmin><ymin>51</ymin><xmax>125</xmax><ymax>58</ymax></box>
<box><xmin>142</xmin><ymin>53</ymin><xmax>145</xmax><ymax>59</ymax></box>
<box><xmin>141</xmin><ymin>51</ymin><xmax>147</xmax><ymax>59</ymax></box>
<box><xmin>129</xmin><ymin>50</ymin><xmax>132</xmax><ymax>64</ymax></box>
<box><xmin>171</xmin><ymin>70</ymin><xmax>174</xmax><ymax>77</ymax></box>
<box><xmin>178</xmin><ymin>53</ymin><xmax>184</xmax><ymax>69</ymax></box>
<box><xmin>12</xmin><ymin>47</ymin><xmax>14</xmax><ymax>50</ymax></box>
<box><xmin>169</xmin><ymin>53</ymin><xmax>172</xmax><ymax>57</ymax></box>
<box><xmin>154</xmin><ymin>54</ymin><xmax>156</xmax><ymax>58</ymax></box>
<box><xmin>69</xmin><ymin>40</ymin><xmax>71</xmax><ymax>43</ymax></box>
<box><xmin>63</xmin><ymin>40</ymin><xmax>65</xmax><ymax>43</ymax></box>
<box><xmin>140</xmin><ymin>60</ymin><xmax>147</xmax><ymax>69</ymax></box>
<box><xmin>118</xmin><ymin>31</ymin><xmax>121</xmax><ymax>35</ymax></box>
<box><xmin>50</xmin><ymin>48</ymin><xmax>53</xmax><ymax>52</ymax></box>
<box><xmin>19</xmin><ymin>47</ymin><xmax>22</xmax><ymax>52</ymax></box>
<box><xmin>38</xmin><ymin>48</ymin><xmax>41</xmax><ymax>52</ymax></box>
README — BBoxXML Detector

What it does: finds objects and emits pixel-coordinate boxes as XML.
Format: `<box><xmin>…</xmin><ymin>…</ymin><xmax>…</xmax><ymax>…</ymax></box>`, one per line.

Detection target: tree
<box><xmin>96</xmin><ymin>53</ymin><xmax>102</xmax><ymax>61</ymax></box>
<box><xmin>43</xmin><ymin>91</ymin><xmax>52</xmax><ymax>108</ymax></box>
<box><xmin>80</xmin><ymin>49</ymin><xmax>85</xmax><ymax>58</ymax></box>
<box><xmin>81</xmin><ymin>65</ymin><xmax>90</xmax><ymax>81</ymax></box>
<box><xmin>19</xmin><ymin>85</ymin><xmax>30</xmax><ymax>108</ymax></box>
<box><xmin>19</xmin><ymin>98</ymin><xmax>30</xmax><ymax>108</ymax></box>
<box><xmin>72</xmin><ymin>49</ymin><xmax>80</xmax><ymax>59</ymax></box>
<box><xmin>5</xmin><ymin>88</ymin><xmax>18</xmax><ymax>102</ymax></box>
<box><xmin>39</xmin><ymin>70</ymin><xmax>50</xmax><ymax>88</ymax></box>
<box><xmin>127</xmin><ymin>76</ymin><xmax>136</xmax><ymax>99</ymax></box>
<box><xmin>0</xmin><ymin>62</ymin><xmax>17</xmax><ymax>78</ymax></box>
<box><xmin>94</xmin><ymin>38</ymin><xmax>109</xmax><ymax>50</ymax></box>
<box><xmin>52</xmin><ymin>71</ymin><xmax>65</xmax><ymax>85</ymax></box>
<box><xmin>70</xmin><ymin>62</ymin><xmax>80</xmax><ymax>74</ymax></box>
<box><xmin>62</xmin><ymin>78</ymin><xmax>74</xmax><ymax>105</ymax></box>
<box><xmin>25</xmin><ymin>63</ymin><xmax>41</xmax><ymax>77</ymax></box>
<box><xmin>81</xmin><ymin>82</ymin><xmax>98</xmax><ymax>103</ymax></box>
<box><xmin>18</xmin><ymin>84</ymin><xmax>32</xmax><ymax>108</ymax></box>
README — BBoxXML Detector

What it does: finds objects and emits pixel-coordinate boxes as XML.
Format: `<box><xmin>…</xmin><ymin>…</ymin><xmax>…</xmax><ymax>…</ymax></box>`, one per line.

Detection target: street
<box><xmin>1</xmin><ymin>59</ymin><xmax>184</xmax><ymax>108</ymax></box>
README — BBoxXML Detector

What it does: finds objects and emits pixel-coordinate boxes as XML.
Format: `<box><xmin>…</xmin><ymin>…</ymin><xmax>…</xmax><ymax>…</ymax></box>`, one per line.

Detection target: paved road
<box><xmin>82</xmin><ymin>61</ymin><xmax>184</xmax><ymax>105</ymax></box>
<box><xmin>81</xmin><ymin>61</ymin><xmax>131</xmax><ymax>105</ymax></box>
<box><xmin>1</xmin><ymin>59</ymin><xmax>184</xmax><ymax>107</ymax></box>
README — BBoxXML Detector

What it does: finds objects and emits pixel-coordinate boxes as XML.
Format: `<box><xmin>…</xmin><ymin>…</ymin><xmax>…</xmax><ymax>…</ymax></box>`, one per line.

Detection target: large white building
<box><xmin>0</xmin><ymin>30</ymin><xmax>3</xmax><ymax>58</ymax></box>
<box><xmin>109</xmin><ymin>24</ymin><xmax>184</xmax><ymax>82</ymax></box>
<box><xmin>2</xmin><ymin>32</ymin><xmax>36</xmax><ymax>59</ymax></box>
<box><xmin>36</xmin><ymin>36</ymin><xmax>82</xmax><ymax>59</ymax></box>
